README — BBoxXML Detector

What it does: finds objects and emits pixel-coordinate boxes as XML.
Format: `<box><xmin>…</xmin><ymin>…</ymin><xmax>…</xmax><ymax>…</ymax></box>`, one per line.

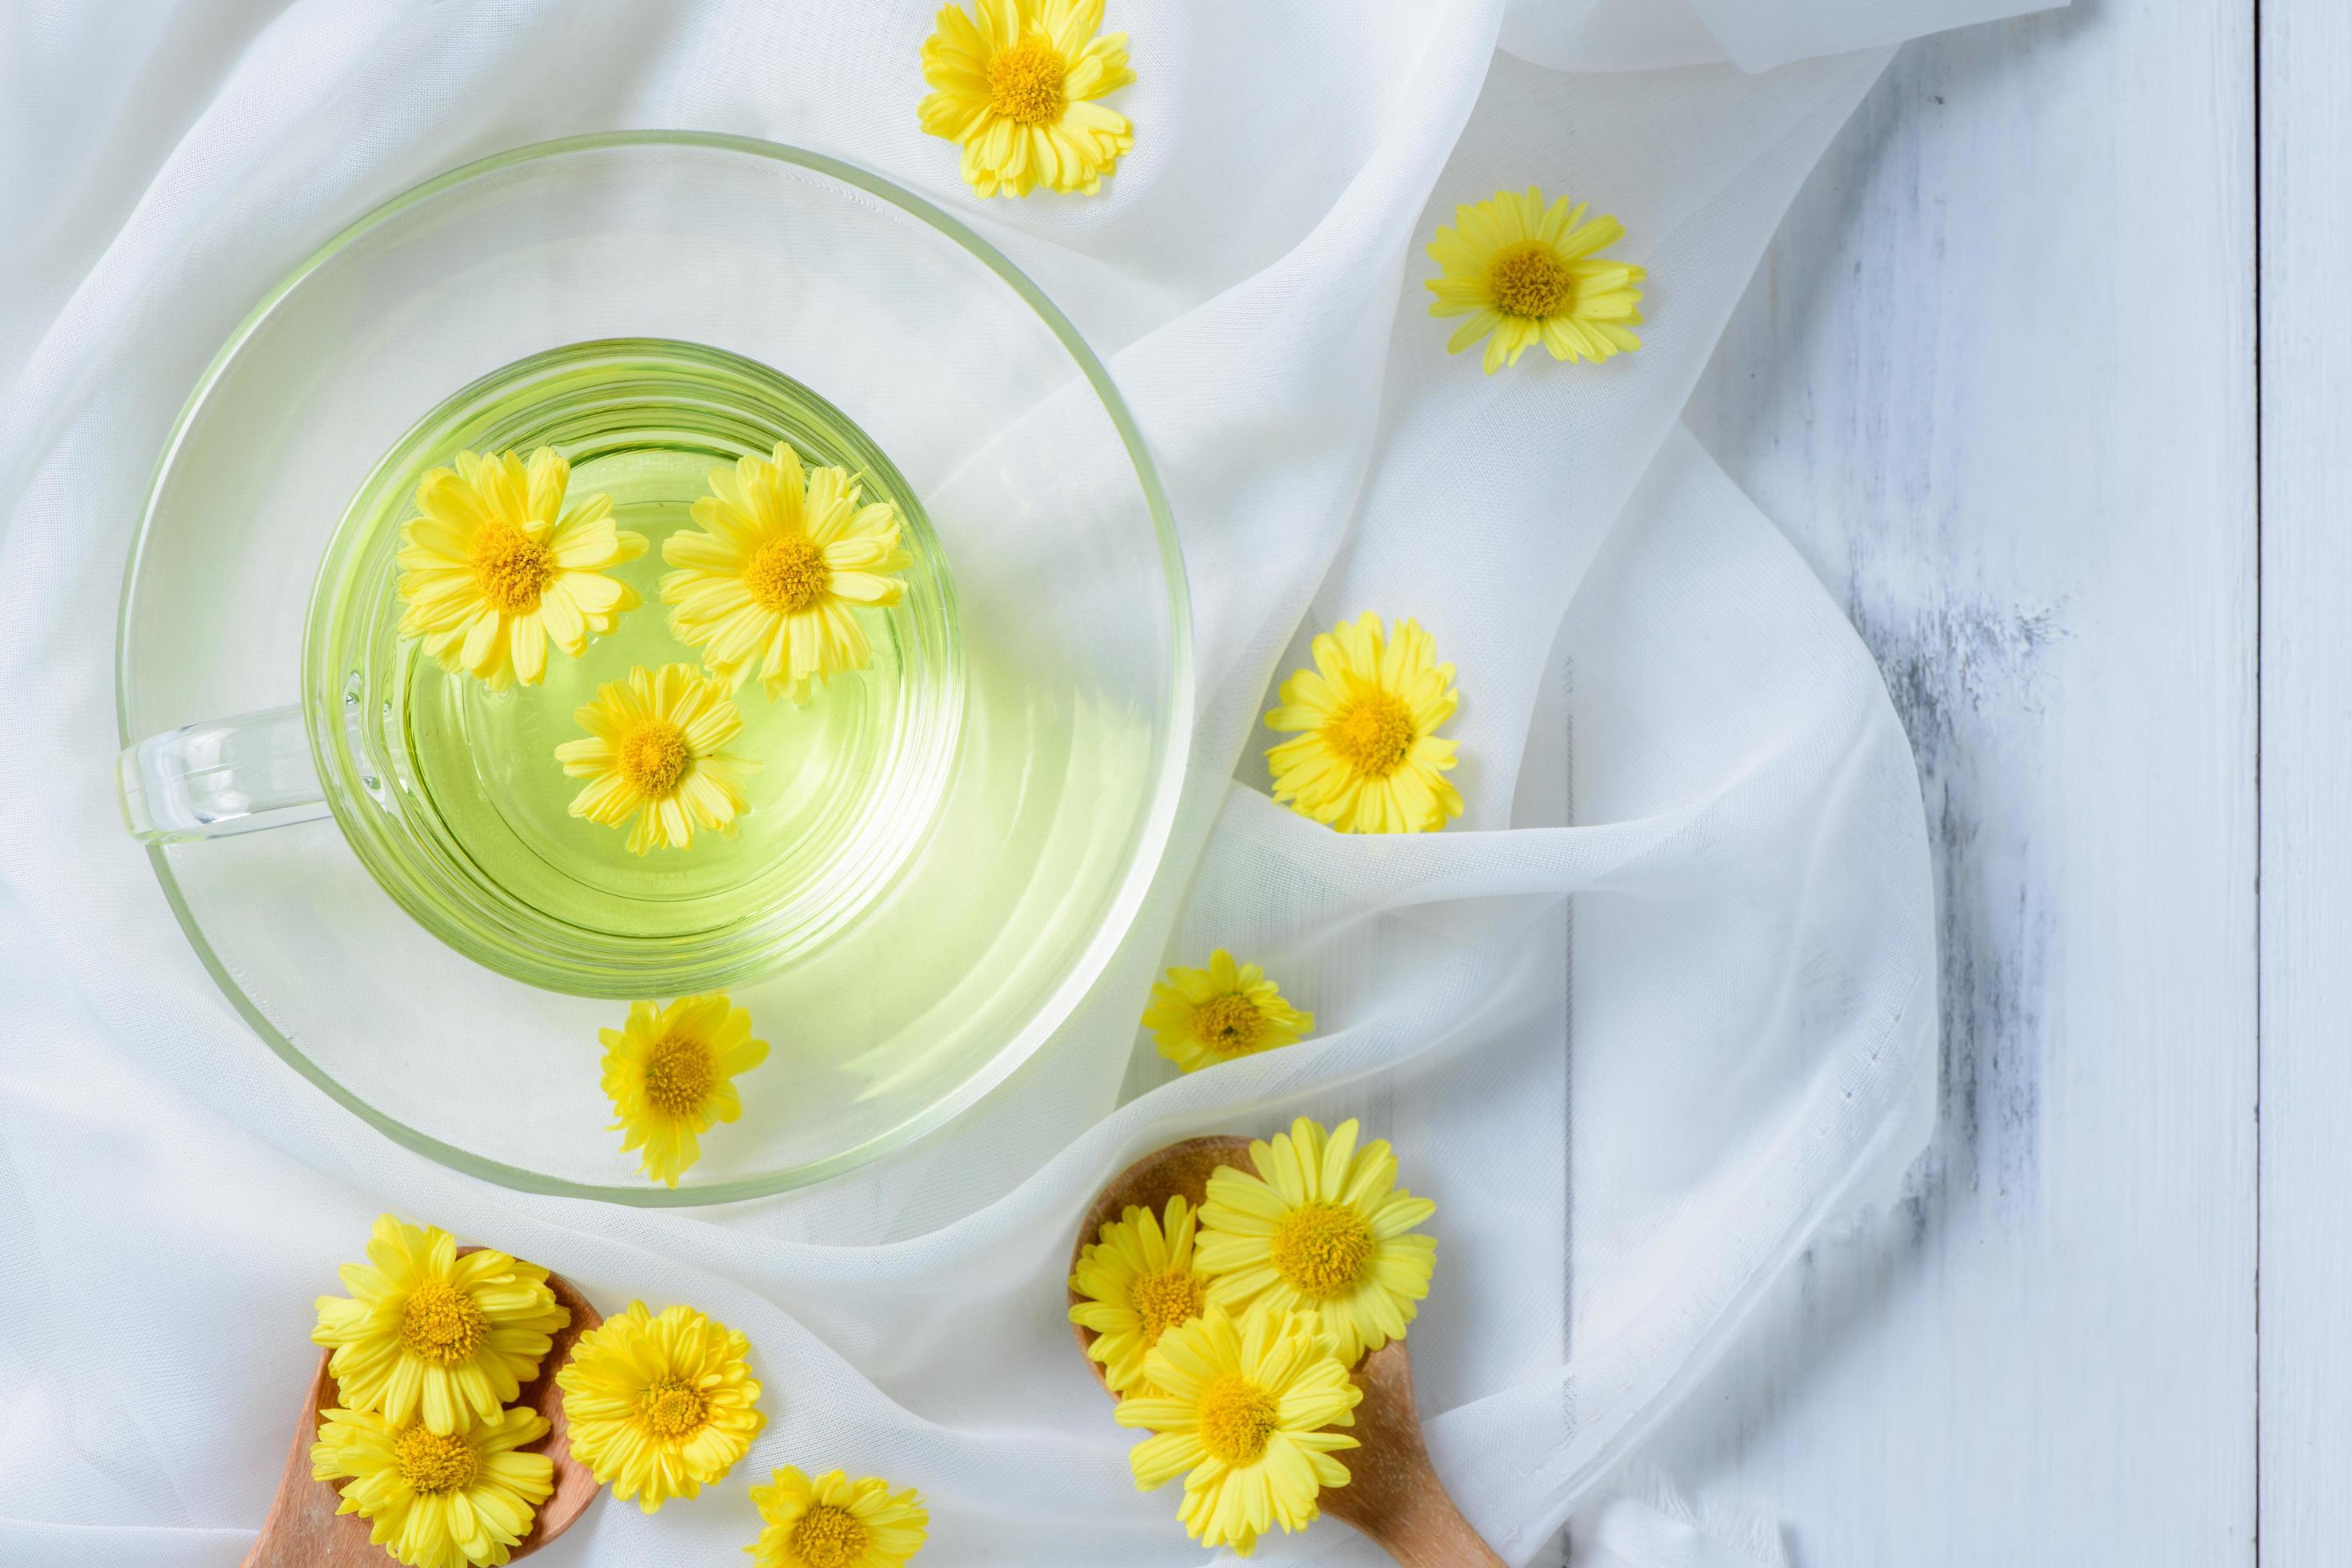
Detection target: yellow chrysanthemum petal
<box><xmin>394</xmin><ymin>446</ymin><xmax>645</xmax><ymax>689</ymax></box>
<box><xmin>597</xmin><ymin>993</ymin><xmax>770</xmax><ymax>1188</ymax></box>
<box><xmin>747</xmin><ymin>1465</ymin><xmax>930</xmax><ymax>1568</ymax></box>
<box><xmin>1422</xmin><ymin>187</ymin><xmax>1644</xmax><ymax>373</ymax></box>
<box><xmin>918</xmin><ymin>0</ymin><xmax>1134</xmax><ymax>198</ymax></box>
<box><xmin>310</xmin><ymin>1405</ymin><xmax>555</xmax><ymax>1568</ymax></box>
<box><xmin>1265</xmin><ymin>613</ymin><xmax>1462</xmax><ymax>835</ymax></box>
<box><xmin>1069</xmin><ymin>1194</ymin><xmax>1215</xmax><ymax>1393</ymax></box>
<box><xmin>555</xmin><ymin>1301</ymin><xmax>764</xmax><ymax>1514</ymax></box>
<box><xmin>310</xmin><ymin>1217</ymin><xmax>570</xmax><ymax>1438</ymax></box>
<box><xmin>1113</xmin><ymin>1306</ymin><xmax>1362</xmax><ymax>1558</ymax></box>
<box><xmin>1194</xmin><ymin>1117</ymin><xmax>1439</xmax><ymax>1368</ymax></box>
<box><xmin>1140</xmin><ymin>950</ymin><xmax>1315</xmax><ymax>1074</ymax></box>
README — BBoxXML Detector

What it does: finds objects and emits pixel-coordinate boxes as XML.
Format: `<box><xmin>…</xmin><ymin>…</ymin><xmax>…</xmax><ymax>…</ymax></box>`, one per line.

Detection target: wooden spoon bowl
<box><xmin>242</xmin><ymin>1252</ymin><xmax>602</xmax><ymax>1568</ymax></box>
<box><xmin>1072</xmin><ymin>1136</ymin><xmax>1503</xmax><ymax>1568</ymax></box>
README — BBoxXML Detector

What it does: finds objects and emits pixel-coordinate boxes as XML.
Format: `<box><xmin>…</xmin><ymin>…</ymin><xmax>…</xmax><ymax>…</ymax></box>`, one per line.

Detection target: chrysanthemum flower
<box><xmin>1114</xmin><ymin>1306</ymin><xmax>1361</xmax><ymax>1558</ymax></box>
<box><xmin>1425</xmin><ymin>186</ymin><xmax>1646</xmax><ymax>373</ymax></box>
<box><xmin>1070</xmin><ymin>1195</ymin><xmax>1214</xmax><ymax>1394</ymax></box>
<box><xmin>556</xmin><ymin>1301</ymin><xmax>765</xmax><ymax>1513</ymax></box>
<box><xmin>918</xmin><ymin>0</ymin><xmax>1136</xmax><ymax>198</ymax></box>
<box><xmin>1266</xmin><ymin>613</ymin><xmax>1462</xmax><ymax>835</ymax></box>
<box><xmin>1141</xmin><ymin>951</ymin><xmax>1314</xmax><ymax>1074</ymax></box>
<box><xmin>555</xmin><ymin>663</ymin><xmax>759</xmax><ymax>854</ymax></box>
<box><xmin>396</xmin><ymin>447</ymin><xmax>646</xmax><ymax>690</ymax></box>
<box><xmin>1196</xmin><ymin>1118</ymin><xmax>1438</xmax><ymax>1368</ymax></box>
<box><xmin>310</xmin><ymin>1406</ymin><xmax>554</xmax><ymax>1568</ymax></box>
<box><xmin>747</xmin><ymin>1466</ymin><xmax>930</xmax><ymax>1568</ymax></box>
<box><xmin>661</xmin><ymin>442</ymin><xmax>910</xmax><ymax>706</ymax></box>
<box><xmin>311</xmin><ymin>1215</ymin><xmax>570</xmax><ymax>1436</ymax></box>
<box><xmin>599</xmin><ymin>993</ymin><xmax>769</xmax><ymax>1188</ymax></box>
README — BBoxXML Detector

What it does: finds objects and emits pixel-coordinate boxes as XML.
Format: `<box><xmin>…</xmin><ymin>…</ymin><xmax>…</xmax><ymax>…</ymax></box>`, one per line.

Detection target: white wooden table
<box><xmin>1657</xmin><ymin>0</ymin><xmax>2346</xmax><ymax>1560</ymax></box>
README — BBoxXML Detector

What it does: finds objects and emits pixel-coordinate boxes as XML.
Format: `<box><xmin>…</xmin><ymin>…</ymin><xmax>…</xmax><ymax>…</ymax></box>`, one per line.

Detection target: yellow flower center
<box><xmin>1197</xmin><ymin>1375</ymin><xmax>1282</xmax><ymax>1466</ymax></box>
<box><xmin>1192</xmin><ymin>993</ymin><xmax>1269</xmax><ymax>1055</ymax></box>
<box><xmin>988</xmin><ymin>41</ymin><xmax>1067</xmax><ymax>125</ymax></box>
<box><xmin>1270</xmin><ymin>1202</ymin><xmax>1374</xmax><ymax>1300</ymax></box>
<box><xmin>1127</xmin><ymin>1267</ymin><xmax>1208</xmax><ymax>1342</ymax></box>
<box><xmin>393</xmin><ymin>1426</ymin><xmax>480</xmax><ymax>1496</ymax></box>
<box><xmin>642</xmin><ymin>1034</ymin><xmax>714</xmax><ymax>1118</ymax></box>
<box><xmin>634</xmin><ymin>1375</ymin><xmax>710</xmax><ymax>1440</ymax></box>
<box><xmin>398</xmin><ymin>1278</ymin><xmax>488</xmax><ymax>1365</ymax></box>
<box><xmin>1487</xmin><ymin>242</ymin><xmax>1575</xmax><ymax>319</ymax></box>
<box><xmin>788</xmin><ymin>1504</ymin><xmax>872</xmax><ymax>1568</ymax></box>
<box><xmin>1322</xmin><ymin>693</ymin><xmax>1417</xmax><ymax>779</ymax></box>
<box><xmin>470</xmin><ymin>523</ymin><xmax>556</xmax><ymax>613</ymax></box>
<box><xmin>618</xmin><ymin>720</ymin><xmax>691</xmax><ymax>798</ymax></box>
<box><xmin>744</xmin><ymin>533</ymin><xmax>833</xmax><ymax>613</ymax></box>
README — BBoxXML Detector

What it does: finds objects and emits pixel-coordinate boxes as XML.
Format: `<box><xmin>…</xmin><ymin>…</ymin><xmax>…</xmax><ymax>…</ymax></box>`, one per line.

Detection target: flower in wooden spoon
<box><xmin>662</xmin><ymin>442</ymin><xmax>910</xmax><ymax>704</ymax></box>
<box><xmin>1114</xmin><ymin>1306</ymin><xmax>1361</xmax><ymax>1558</ymax></box>
<box><xmin>557</xmin><ymin>1301</ymin><xmax>765</xmax><ymax>1512</ymax></box>
<box><xmin>1070</xmin><ymin>1194</ymin><xmax>1214</xmax><ymax>1394</ymax></box>
<box><xmin>1142</xmin><ymin>951</ymin><xmax>1314</xmax><ymax>1074</ymax></box>
<box><xmin>396</xmin><ymin>446</ymin><xmax>646</xmax><ymax>690</ymax></box>
<box><xmin>748</xmin><ymin>1466</ymin><xmax>930</xmax><ymax>1568</ymax></box>
<box><xmin>599</xmin><ymin>993</ymin><xmax>770</xmax><ymax>1187</ymax></box>
<box><xmin>311</xmin><ymin>1215</ymin><xmax>570</xmax><ymax>1435</ymax></box>
<box><xmin>918</xmin><ymin>0</ymin><xmax>1136</xmax><ymax>198</ymax></box>
<box><xmin>1266</xmin><ymin>613</ymin><xmax>1462</xmax><ymax>834</ymax></box>
<box><xmin>310</xmin><ymin>1406</ymin><xmax>554</xmax><ymax>1568</ymax></box>
<box><xmin>1425</xmin><ymin>186</ymin><xmax>1645</xmax><ymax>373</ymax></box>
<box><xmin>556</xmin><ymin>663</ymin><xmax>759</xmax><ymax>854</ymax></box>
<box><xmin>1196</xmin><ymin>1117</ymin><xmax>1438</xmax><ymax>1367</ymax></box>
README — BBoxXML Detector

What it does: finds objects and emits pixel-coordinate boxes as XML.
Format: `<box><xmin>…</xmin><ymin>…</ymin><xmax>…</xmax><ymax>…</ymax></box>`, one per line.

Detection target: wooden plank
<box><xmin>1656</xmin><ymin>2</ymin><xmax>2259</xmax><ymax>1562</ymax></box>
<box><xmin>2256</xmin><ymin>0</ymin><xmax>2352</xmax><ymax>1561</ymax></box>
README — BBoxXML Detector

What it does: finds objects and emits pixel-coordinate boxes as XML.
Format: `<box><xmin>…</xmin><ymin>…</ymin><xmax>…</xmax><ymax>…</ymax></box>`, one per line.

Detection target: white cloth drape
<box><xmin>0</xmin><ymin>1</ymin><xmax>2054</xmax><ymax>1563</ymax></box>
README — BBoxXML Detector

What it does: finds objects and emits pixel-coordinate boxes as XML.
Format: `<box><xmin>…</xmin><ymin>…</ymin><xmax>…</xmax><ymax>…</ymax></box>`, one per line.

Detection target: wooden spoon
<box><xmin>1072</xmin><ymin>1136</ymin><xmax>1506</xmax><ymax>1568</ymax></box>
<box><xmin>242</xmin><ymin>1252</ymin><xmax>602</xmax><ymax>1568</ymax></box>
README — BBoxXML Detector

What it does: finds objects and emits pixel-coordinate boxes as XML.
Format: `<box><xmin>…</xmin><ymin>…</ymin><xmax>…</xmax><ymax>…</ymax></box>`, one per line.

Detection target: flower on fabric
<box><xmin>1265</xmin><ymin>613</ymin><xmax>1462</xmax><ymax>835</ymax></box>
<box><xmin>557</xmin><ymin>1301</ymin><xmax>766</xmax><ymax>1513</ymax></box>
<box><xmin>747</xmin><ymin>1466</ymin><xmax>930</xmax><ymax>1568</ymax></box>
<box><xmin>310</xmin><ymin>1405</ymin><xmax>554</xmax><ymax>1568</ymax></box>
<box><xmin>600</xmin><ymin>993</ymin><xmax>770</xmax><ymax>1188</ymax></box>
<box><xmin>1141</xmin><ymin>951</ymin><xmax>1314</xmax><ymax>1074</ymax></box>
<box><xmin>396</xmin><ymin>447</ymin><xmax>646</xmax><ymax>690</ymax></box>
<box><xmin>662</xmin><ymin>442</ymin><xmax>912</xmax><ymax>704</ymax></box>
<box><xmin>1196</xmin><ymin>1117</ymin><xmax>1438</xmax><ymax>1368</ymax></box>
<box><xmin>555</xmin><ymin>663</ymin><xmax>759</xmax><ymax>854</ymax></box>
<box><xmin>1069</xmin><ymin>1194</ymin><xmax>1214</xmax><ymax>1394</ymax></box>
<box><xmin>1425</xmin><ymin>186</ymin><xmax>1645</xmax><ymax>373</ymax></box>
<box><xmin>918</xmin><ymin>0</ymin><xmax>1137</xmax><ymax>198</ymax></box>
<box><xmin>1114</xmin><ymin>1306</ymin><xmax>1361</xmax><ymax>1558</ymax></box>
<box><xmin>311</xmin><ymin>1215</ymin><xmax>570</xmax><ymax>1436</ymax></box>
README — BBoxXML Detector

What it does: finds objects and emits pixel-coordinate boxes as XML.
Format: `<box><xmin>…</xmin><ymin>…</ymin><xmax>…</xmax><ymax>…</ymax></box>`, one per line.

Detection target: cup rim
<box><xmin>114</xmin><ymin>130</ymin><xmax>1193</xmax><ymax>1206</ymax></box>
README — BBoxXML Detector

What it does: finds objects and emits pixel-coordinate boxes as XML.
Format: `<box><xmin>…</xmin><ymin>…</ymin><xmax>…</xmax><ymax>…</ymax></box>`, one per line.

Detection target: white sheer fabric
<box><xmin>0</xmin><ymin>1</ymin><xmax>2051</xmax><ymax>1563</ymax></box>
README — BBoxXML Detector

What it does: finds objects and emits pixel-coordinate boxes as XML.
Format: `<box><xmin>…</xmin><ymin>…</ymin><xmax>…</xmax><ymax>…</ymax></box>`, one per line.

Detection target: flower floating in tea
<box><xmin>1196</xmin><ymin>1117</ymin><xmax>1438</xmax><ymax>1369</ymax></box>
<box><xmin>557</xmin><ymin>1301</ymin><xmax>765</xmax><ymax>1513</ymax></box>
<box><xmin>662</xmin><ymin>442</ymin><xmax>911</xmax><ymax>705</ymax></box>
<box><xmin>309</xmin><ymin>1405</ymin><xmax>554</xmax><ymax>1568</ymax></box>
<box><xmin>395</xmin><ymin>446</ymin><xmax>646</xmax><ymax>690</ymax></box>
<box><xmin>1070</xmin><ymin>1194</ymin><xmax>1214</xmax><ymax>1394</ymax></box>
<box><xmin>311</xmin><ymin>1215</ymin><xmax>570</xmax><ymax>1436</ymax></box>
<box><xmin>1266</xmin><ymin>612</ymin><xmax>1462</xmax><ymax>835</ymax></box>
<box><xmin>747</xmin><ymin>1467</ymin><xmax>931</xmax><ymax>1568</ymax></box>
<box><xmin>1114</xmin><ymin>1306</ymin><xmax>1362</xmax><ymax>1558</ymax></box>
<box><xmin>556</xmin><ymin>663</ymin><xmax>760</xmax><ymax>854</ymax></box>
<box><xmin>1142</xmin><ymin>950</ymin><xmax>1314</xmax><ymax>1074</ymax></box>
<box><xmin>598</xmin><ymin>992</ymin><xmax>769</xmax><ymax>1187</ymax></box>
<box><xmin>918</xmin><ymin>0</ymin><xmax>1136</xmax><ymax>198</ymax></box>
<box><xmin>1425</xmin><ymin>187</ymin><xmax>1646</xmax><ymax>373</ymax></box>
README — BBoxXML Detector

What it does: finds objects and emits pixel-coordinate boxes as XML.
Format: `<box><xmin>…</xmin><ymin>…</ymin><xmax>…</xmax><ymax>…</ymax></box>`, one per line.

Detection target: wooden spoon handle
<box><xmin>1366</xmin><ymin>1494</ymin><xmax>1510</xmax><ymax>1568</ymax></box>
<box><xmin>1322</xmin><ymin>1342</ymin><xmax>1508</xmax><ymax>1567</ymax></box>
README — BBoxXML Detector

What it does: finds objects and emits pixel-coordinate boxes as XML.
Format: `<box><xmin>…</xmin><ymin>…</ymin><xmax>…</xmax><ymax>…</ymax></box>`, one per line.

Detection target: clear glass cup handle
<box><xmin>118</xmin><ymin>706</ymin><xmax>329</xmax><ymax>842</ymax></box>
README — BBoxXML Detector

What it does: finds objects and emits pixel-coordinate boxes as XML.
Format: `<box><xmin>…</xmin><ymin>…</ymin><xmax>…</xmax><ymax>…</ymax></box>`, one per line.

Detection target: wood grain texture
<box><xmin>1663</xmin><ymin>0</ymin><xmax>2259</xmax><ymax>1562</ymax></box>
<box><xmin>2255</xmin><ymin>0</ymin><xmax>2352</xmax><ymax>1562</ymax></box>
<box><xmin>1070</xmin><ymin>1137</ymin><xmax>1504</xmax><ymax>1568</ymax></box>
